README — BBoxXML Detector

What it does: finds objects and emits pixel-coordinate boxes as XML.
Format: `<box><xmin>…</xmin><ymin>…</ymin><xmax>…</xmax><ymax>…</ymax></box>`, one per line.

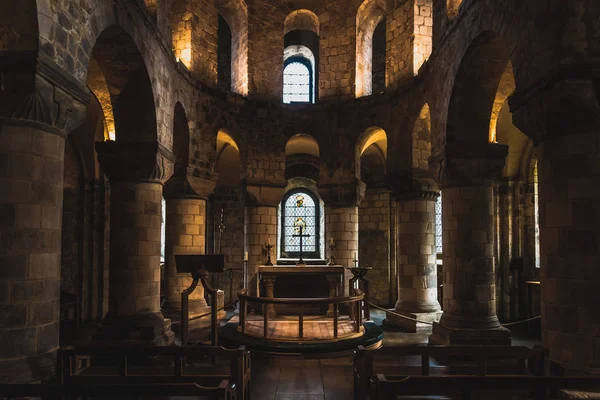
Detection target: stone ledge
<box><xmin>383</xmin><ymin>310</ymin><xmax>442</xmax><ymax>333</ymax></box>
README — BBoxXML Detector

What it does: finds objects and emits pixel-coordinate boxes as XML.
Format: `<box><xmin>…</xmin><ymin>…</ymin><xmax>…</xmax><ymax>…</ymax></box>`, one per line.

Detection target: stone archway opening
<box><xmin>356</xmin><ymin>0</ymin><xmax>388</xmax><ymax>98</ymax></box>
<box><xmin>218</xmin><ymin>0</ymin><xmax>249</xmax><ymax>96</ymax></box>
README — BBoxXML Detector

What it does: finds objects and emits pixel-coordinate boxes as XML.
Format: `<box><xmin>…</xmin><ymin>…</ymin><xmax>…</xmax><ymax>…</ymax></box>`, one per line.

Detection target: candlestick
<box><xmin>327</xmin><ymin>241</ymin><xmax>336</xmax><ymax>266</ymax></box>
<box><xmin>330</xmin><ymin>237</ymin><xmax>334</xmax><ymax>246</ymax></box>
<box><xmin>244</xmin><ymin>251</ymin><xmax>248</xmax><ymax>261</ymax></box>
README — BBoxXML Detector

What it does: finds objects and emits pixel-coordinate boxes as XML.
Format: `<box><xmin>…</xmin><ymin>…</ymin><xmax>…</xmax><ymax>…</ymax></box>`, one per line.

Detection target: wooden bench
<box><xmin>372</xmin><ymin>374</ymin><xmax>600</xmax><ymax>400</ymax></box>
<box><xmin>0</xmin><ymin>382</ymin><xmax>234</xmax><ymax>399</ymax></box>
<box><xmin>58</xmin><ymin>345</ymin><xmax>251</xmax><ymax>400</ymax></box>
<box><xmin>354</xmin><ymin>345</ymin><xmax>546</xmax><ymax>400</ymax></box>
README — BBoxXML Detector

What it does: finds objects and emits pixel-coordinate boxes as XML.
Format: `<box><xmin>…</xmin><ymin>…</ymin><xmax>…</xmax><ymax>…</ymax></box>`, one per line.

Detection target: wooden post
<box><xmin>362</xmin><ymin>279</ymin><xmax>370</xmax><ymax>320</ymax></box>
<box><xmin>240</xmin><ymin>298</ymin><xmax>246</xmax><ymax>334</ymax></box>
<box><xmin>421</xmin><ymin>355</ymin><xmax>430</xmax><ymax>376</ymax></box>
<box><xmin>333</xmin><ymin>304</ymin><xmax>339</xmax><ymax>338</ymax></box>
<box><xmin>264</xmin><ymin>304</ymin><xmax>269</xmax><ymax>338</ymax></box>
<box><xmin>211</xmin><ymin>289</ymin><xmax>218</xmax><ymax>346</ymax></box>
<box><xmin>356</xmin><ymin>300</ymin><xmax>362</xmax><ymax>332</ymax></box>
<box><xmin>299</xmin><ymin>312</ymin><xmax>304</xmax><ymax>338</ymax></box>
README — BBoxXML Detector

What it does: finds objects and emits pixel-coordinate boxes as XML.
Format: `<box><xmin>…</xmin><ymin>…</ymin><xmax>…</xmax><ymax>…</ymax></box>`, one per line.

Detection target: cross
<box><xmin>293</xmin><ymin>225</ymin><xmax>310</xmax><ymax>265</ymax></box>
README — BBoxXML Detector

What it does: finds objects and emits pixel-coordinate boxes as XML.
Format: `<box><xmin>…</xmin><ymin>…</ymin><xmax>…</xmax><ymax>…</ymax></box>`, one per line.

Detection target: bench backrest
<box><xmin>373</xmin><ymin>374</ymin><xmax>600</xmax><ymax>400</ymax></box>
<box><xmin>0</xmin><ymin>382</ymin><xmax>235</xmax><ymax>400</ymax></box>
<box><xmin>353</xmin><ymin>345</ymin><xmax>547</xmax><ymax>400</ymax></box>
<box><xmin>58</xmin><ymin>345</ymin><xmax>251</xmax><ymax>400</ymax></box>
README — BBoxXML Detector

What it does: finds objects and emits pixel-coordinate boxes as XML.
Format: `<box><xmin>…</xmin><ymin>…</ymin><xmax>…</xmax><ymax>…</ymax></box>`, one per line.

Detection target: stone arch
<box><xmin>356</xmin><ymin>0</ymin><xmax>388</xmax><ymax>98</ymax></box>
<box><xmin>216</xmin><ymin>129</ymin><xmax>242</xmax><ymax>187</ymax></box>
<box><xmin>446</xmin><ymin>31</ymin><xmax>512</xmax><ymax>144</ymax></box>
<box><xmin>284</xmin><ymin>9</ymin><xmax>320</xmax><ymax>36</ymax></box>
<box><xmin>173</xmin><ymin>102</ymin><xmax>190</xmax><ymax>176</ymax></box>
<box><xmin>447</xmin><ymin>0</ymin><xmax>462</xmax><ymax>19</ymax></box>
<box><xmin>412</xmin><ymin>103</ymin><xmax>432</xmax><ymax>175</ymax></box>
<box><xmin>90</xmin><ymin>25</ymin><xmax>158</xmax><ymax>142</ymax></box>
<box><xmin>356</xmin><ymin>126</ymin><xmax>388</xmax><ymax>183</ymax></box>
<box><xmin>218</xmin><ymin>0</ymin><xmax>249</xmax><ymax>96</ymax></box>
<box><xmin>285</xmin><ymin>133</ymin><xmax>320</xmax><ymax>157</ymax></box>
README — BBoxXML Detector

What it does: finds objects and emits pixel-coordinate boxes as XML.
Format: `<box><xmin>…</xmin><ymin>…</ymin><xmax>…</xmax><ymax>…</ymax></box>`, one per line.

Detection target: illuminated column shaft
<box><xmin>429</xmin><ymin>142</ymin><xmax>511</xmax><ymax>345</ymax></box>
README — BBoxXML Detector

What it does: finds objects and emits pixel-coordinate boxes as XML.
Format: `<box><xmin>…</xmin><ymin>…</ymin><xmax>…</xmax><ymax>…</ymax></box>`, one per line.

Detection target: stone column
<box><xmin>162</xmin><ymin>175</ymin><xmax>218</xmax><ymax>329</ymax></box>
<box><xmin>0</xmin><ymin>60</ymin><xmax>87</xmax><ymax>382</ymax></box>
<box><xmin>94</xmin><ymin>141</ymin><xmax>175</xmax><ymax>345</ymax></box>
<box><xmin>429</xmin><ymin>142</ymin><xmax>511</xmax><ymax>345</ymax></box>
<box><xmin>244</xmin><ymin>205</ymin><xmax>278</xmax><ymax>297</ymax></box>
<box><xmin>321</xmin><ymin>180</ymin><xmax>366</xmax><ymax>296</ymax></box>
<box><xmin>385</xmin><ymin>185</ymin><xmax>442</xmax><ymax>332</ymax></box>
<box><xmin>512</xmin><ymin>79</ymin><xmax>600</xmax><ymax>373</ymax></box>
<box><xmin>0</xmin><ymin>122</ymin><xmax>65</xmax><ymax>383</ymax></box>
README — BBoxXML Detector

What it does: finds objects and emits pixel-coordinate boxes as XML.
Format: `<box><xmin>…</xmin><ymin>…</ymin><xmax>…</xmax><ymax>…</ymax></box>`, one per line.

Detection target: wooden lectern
<box><xmin>175</xmin><ymin>255</ymin><xmax>224</xmax><ymax>346</ymax></box>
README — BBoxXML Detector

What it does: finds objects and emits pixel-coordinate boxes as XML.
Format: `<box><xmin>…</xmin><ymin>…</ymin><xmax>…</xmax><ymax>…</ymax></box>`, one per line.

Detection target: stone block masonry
<box><xmin>0</xmin><ymin>124</ymin><xmax>65</xmax><ymax>383</ymax></box>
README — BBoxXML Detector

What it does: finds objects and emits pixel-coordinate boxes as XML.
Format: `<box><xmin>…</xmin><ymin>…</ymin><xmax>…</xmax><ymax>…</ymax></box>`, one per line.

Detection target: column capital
<box><xmin>95</xmin><ymin>141</ymin><xmax>175</xmax><ymax>184</ymax></box>
<box><xmin>392</xmin><ymin>175</ymin><xmax>439</xmax><ymax>201</ymax></box>
<box><xmin>1</xmin><ymin>52</ymin><xmax>90</xmax><ymax>136</ymax></box>
<box><xmin>510</xmin><ymin>77</ymin><xmax>600</xmax><ymax>145</ymax></box>
<box><xmin>239</xmin><ymin>181</ymin><xmax>286</xmax><ymax>207</ymax></box>
<box><xmin>163</xmin><ymin>172</ymin><xmax>218</xmax><ymax>200</ymax></box>
<box><xmin>429</xmin><ymin>141</ymin><xmax>508</xmax><ymax>188</ymax></box>
<box><xmin>318</xmin><ymin>179</ymin><xmax>366</xmax><ymax>207</ymax></box>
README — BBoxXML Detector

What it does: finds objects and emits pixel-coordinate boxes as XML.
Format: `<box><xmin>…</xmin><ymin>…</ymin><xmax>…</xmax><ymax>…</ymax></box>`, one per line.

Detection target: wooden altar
<box><xmin>258</xmin><ymin>265</ymin><xmax>345</xmax><ymax>317</ymax></box>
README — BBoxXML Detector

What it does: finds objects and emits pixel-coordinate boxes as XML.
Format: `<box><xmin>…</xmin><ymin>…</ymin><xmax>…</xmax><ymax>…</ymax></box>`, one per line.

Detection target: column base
<box><xmin>93</xmin><ymin>312</ymin><xmax>175</xmax><ymax>346</ymax></box>
<box><xmin>428</xmin><ymin>321</ymin><xmax>511</xmax><ymax>345</ymax></box>
<box><xmin>383</xmin><ymin>310</ymin><xmax>443</xmax><ymax>333</ymax></box>
<box><xmin>164</xmin><ymin>306</ymin><xmax>227</xmax><ymax>333</ymax></box>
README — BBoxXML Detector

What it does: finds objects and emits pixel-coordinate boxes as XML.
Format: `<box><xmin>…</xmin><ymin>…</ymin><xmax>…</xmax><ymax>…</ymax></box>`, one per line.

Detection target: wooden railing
<box><xmin>0</xmin><ymin>382</ymin><xmax>235</xmax><ymax>399</ymax></box>
<box><xmin>373</xmin><ymin>374</ymin><xmax>600</xmax><ymax>400</ymax></box>
<box><xmin>237</xmin><ymin>289</ymin><xmax>365</xmax><ymax>340</ymax></box>
<box><xmin>58</xmin><ymin>345</ymin><xmax>251</xmax><ymax>400</ymax></box>
<box><xmin>354</xmin><ymin>344</ymin><xmax>547</xmax><ymax>400</ymax></box>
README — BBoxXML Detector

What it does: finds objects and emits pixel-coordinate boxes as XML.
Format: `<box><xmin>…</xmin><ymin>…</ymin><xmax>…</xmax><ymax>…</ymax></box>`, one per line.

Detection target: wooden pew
<box><xmin>58</xmin><ymin>345</ymin><xmax>251</xmax><ymax>400</ymax></box>
<box><xmin>0</xmin><ymin>382</ymin><xmax>234</xmax><ymax>399</ymax></box>
<box><xmin>354</xmin><ymin>345</ymin><xmax>546</xmax><ymax>400</ymax></box>
<box><xmin>372</xmin><ymin>374</ymin><xmax>600</xmax><ymax>400</ymax></box>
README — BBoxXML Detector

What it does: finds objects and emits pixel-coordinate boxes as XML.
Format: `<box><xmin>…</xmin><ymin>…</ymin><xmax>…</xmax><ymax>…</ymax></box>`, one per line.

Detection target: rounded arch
<box><xmin>284</xmin><ymin>9</ymin><xmax>320</xmax><ymax>36</ymax></box>
<box><xmin>356</xmin><ymin>126</ymin><xmax>388</xmax><ymax>181</ymax></box>
<box><xmin>412</xmin><ymin>103</ymin><xmax>432</xmax><ymax>173</ymax></box>
<box><xmin>173</xmin><ymin>102</ymin><xmax>190</xmax><ymax>175</ymax></box>
<box><xmin>90</xmin><ymin>25</ymin><xmax>157</xmax><ymax>142</ymax></box>
<box><xmin>446</xmin><ymin>31</ymin><xmax>512</xmax><ymax>144</ymax></box>
<box><xmin>446</xmin><ymin>0</ymin><xmax>462</xmax><ymax>19</ymax></box>
<box><xmin>356</xmin><ymin>0</ymin><xmax>388</xmax><ymax>98</ymax></box>
<box><xmin>218</xmin><ymin>0</ymin><xmax>249</xmax><ymax>96</ymax></box>
<box><xmin>285</xmin><ymin>134</ymin><xmax>320</xmax><ymax>157</ymax></box>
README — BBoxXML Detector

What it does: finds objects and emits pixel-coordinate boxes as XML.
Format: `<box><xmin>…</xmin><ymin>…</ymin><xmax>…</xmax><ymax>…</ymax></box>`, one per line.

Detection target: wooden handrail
<box><xmin>237</xmin><ymin>288</ymin><xmax>365</xmax><ymax>340</ymax></box>
<box><xmin>0</xmin><ymin>382</ymin><xmax>233</xmax><ymax>397</ymax></box>
<box><xmin>237</xmin><ymin>289</ymin><xmax>364</xmax><ymax>305</ymax></box>
<box><xmin>374</xmin><ymin>374</ymin><xmax>600</xmax><ymax>400</ymax></box>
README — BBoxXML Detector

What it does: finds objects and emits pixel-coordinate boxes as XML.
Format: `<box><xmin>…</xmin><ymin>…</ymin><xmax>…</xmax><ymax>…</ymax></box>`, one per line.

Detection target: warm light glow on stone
<box><xmin>489</xmin><ymin>61</ymin><xmax>515</xmax><ymax>143</ymax></box>
<box><xmin>359</xmin><ymin>127</ymin><xmax>387</xmax><ymax>158</ymax></box>
<box><xmin>217</xmin><ymin>129</ymin><xmax>239</xmax><ymax>153</ymax></box>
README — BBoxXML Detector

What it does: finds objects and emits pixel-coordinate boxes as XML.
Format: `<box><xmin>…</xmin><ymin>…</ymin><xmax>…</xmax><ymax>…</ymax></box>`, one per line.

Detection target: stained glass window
<box><xmin>161</xmin><ymin>197</ymin><xmax>166</xmax><ymax>263</ymax></box>
<box><xmin>283</xmin><ymin>60</ymin><xmax>312</xmax><ymax>104</ymax></box>
<box><xmin>281</xmin><ymin>190</ymin><xmax>320</xmax><ymax>258</ymax></box>
<box><xmin>435</xmin><ymin>192</ymin><xmax>443</xmax><ymax>255</ymax></box>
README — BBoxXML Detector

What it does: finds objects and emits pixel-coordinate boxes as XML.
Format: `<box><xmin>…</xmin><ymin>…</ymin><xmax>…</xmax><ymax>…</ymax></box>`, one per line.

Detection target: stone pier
<box><xmin>94</xmin><ymin>141</ymin><xmax>175</xmax><ymax>345</ymax></box>
<box><xmin>429</xmin><ymin>142</ymin><xmax>511</xmax><ymax>345</ymax></box>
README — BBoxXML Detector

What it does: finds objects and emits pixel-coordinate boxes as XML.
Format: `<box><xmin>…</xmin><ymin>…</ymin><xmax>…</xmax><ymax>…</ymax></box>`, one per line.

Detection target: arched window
<box><xmin>435</xmin><ymin>192</ymin><xmax>442</xmax><ymax>257</ymax></box>
<box><xmin>534</xmin><ymin>161</ymin><xmax>540</xmax><ymax>268</ymax></box>
<box><xmin>280</xmin><ymin>189</ymin><xmax>320</xmax><ymax>259</ymax></box>
<box><xmin>283</xmin><ymin>57</ymin><xmax>314</xmax><ymax>103</ymax></box>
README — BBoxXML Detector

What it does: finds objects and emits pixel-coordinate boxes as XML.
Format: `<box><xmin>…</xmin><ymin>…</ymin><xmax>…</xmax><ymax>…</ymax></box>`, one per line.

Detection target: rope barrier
<box><xmin>368</xmin><ymin>302</ymin><xmax>541</xmax><ymax>328</ymax></box>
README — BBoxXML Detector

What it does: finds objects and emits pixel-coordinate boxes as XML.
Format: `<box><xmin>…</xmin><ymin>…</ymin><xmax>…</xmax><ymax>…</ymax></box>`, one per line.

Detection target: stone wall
<box><xmin>213</xmin><ymin>187</ymin><xmax>245</xmax><ymax>303</ymax></box>
<box><xmin>359</xmin><ymin>189</ymin><xmax>391</xmax><ymax>305</ymax></box>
